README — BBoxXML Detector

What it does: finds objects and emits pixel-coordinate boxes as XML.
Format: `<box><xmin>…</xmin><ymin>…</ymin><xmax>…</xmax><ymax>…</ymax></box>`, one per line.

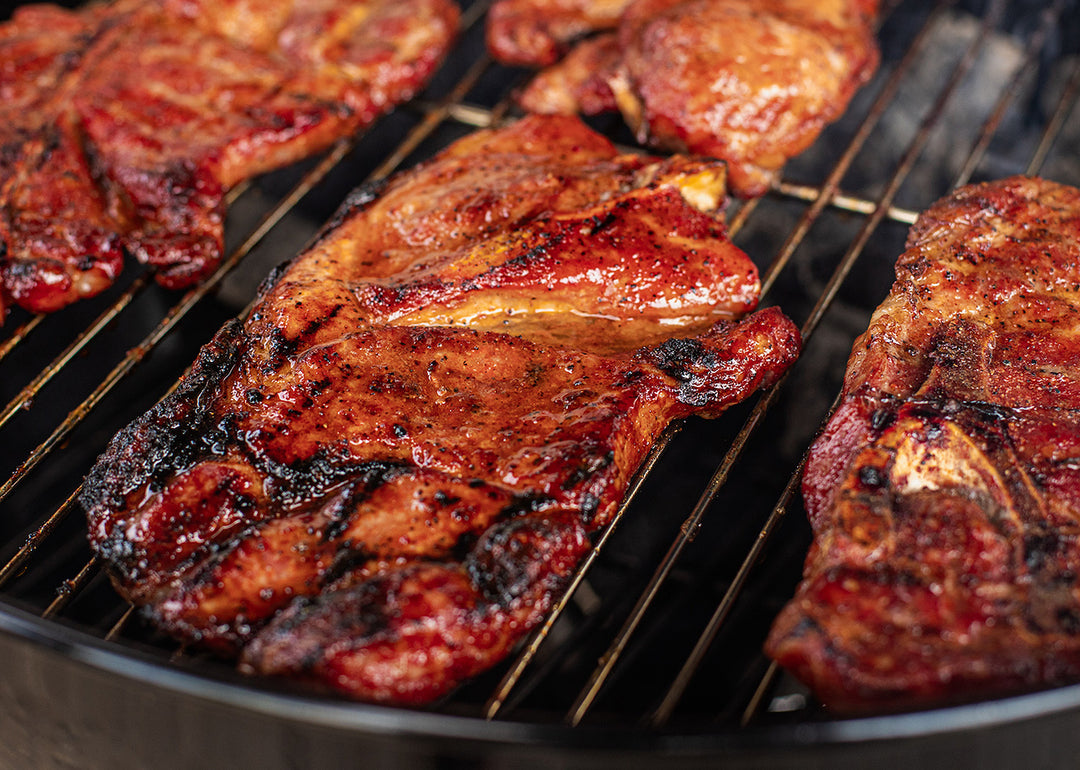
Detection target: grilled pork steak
<box><xmin>490</xmin><ymin>0</ymin><xmax>879</xmax><ymax>197</ymax></box>
<box><xmin>82</xmin><ymin>115</ymin><xmax>801</xmax><ymax>704</ymax></box>
<box><xmin>0</xmin><ymin>0</ymin><xmax>457</xmax><ymax>316</ymax></box>
<box><xmin>766</xmin><ymin>177</ymin><xmax>1080</xmax><ymax>710</ymax></box>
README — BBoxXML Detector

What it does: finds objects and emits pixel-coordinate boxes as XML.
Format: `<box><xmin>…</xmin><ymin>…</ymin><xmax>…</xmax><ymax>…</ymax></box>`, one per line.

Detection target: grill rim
<box><xmin>8</xmin><ymin>600</ymin><xmax>1080</xmax><ymax>755</ymax></box>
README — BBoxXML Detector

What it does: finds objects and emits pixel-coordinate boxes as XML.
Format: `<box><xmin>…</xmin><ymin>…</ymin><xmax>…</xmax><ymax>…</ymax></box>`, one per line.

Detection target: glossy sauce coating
<box><xmin>82</xmin><ymin>115</ymin><xmax>801</xmax><ymax>704</ymax></box>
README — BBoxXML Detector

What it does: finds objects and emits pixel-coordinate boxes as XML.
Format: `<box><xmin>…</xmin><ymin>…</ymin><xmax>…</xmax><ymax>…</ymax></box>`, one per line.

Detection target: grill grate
<box><xmin>1</xmin><ymin>0</ymin><xmax>1080</xmax><ymax>759</ymax></box>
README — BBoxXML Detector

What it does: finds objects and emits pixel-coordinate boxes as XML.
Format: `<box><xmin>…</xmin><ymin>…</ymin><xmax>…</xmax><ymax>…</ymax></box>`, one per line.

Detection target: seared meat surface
<box><xmin>498</xmin><ymin>0</ymin><xmax>879</xmax><ymax>197</ymax></box>
<box><xmin>82</xmin><ymin>116</ymin><xmax>801</xmax><ymax>704</ymax></box>
<box><xmin>0</xmin><ymin>0</ymin><xmax>457</xmax><ymax>316</ymax></box>
<box><xmin>517</xmin><ymin>33</ymin><xmax>622</xmax><ymax>116</ymax></box>
<box><xmin>487</xmin><ymin>0</ymin><xmax>628</xmax><ymax>66</ymax></box>
<box><xmin>766</xmin><ymin>177</ymin><xmax>1080</xmax><ymax>710</ymax></box>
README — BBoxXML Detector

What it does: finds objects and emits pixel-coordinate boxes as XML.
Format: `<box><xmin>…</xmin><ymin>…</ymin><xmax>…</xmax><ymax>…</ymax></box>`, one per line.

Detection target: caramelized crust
<box><xmin>250</xmin><ymin>115</ymin><xmax>758</xmax><ymax>355</ymax></box>
<box><xmin>616</xmin><ymin>0</ymin><xmax>879</xmax><ymax>196</ymax></box>
<box><xmin>518</xmin><ymin>34</ymin><xmax>622</xmax><ymax>116</ymax></box>
<box><xmin>766</xmin><ymin>177</ymin><xmax>1080</xmax><ymax>710</ymax></box>
<box><xmin>503</xmin><ymin>0</ymin><xmax>879</xmax><ymax>197</ymax></box>
<box><xmin>82</xmin><ymin>116</ymin><xmax>801</xmax><ymax>703</ymax></box>
<box><xmin>487</xmin><ymin>0</ymin><xmax>628</xmax><ymax>66</ymax></box>
<box><xmin>0</xmin><ymin>0</ymin><xmax>457</xmax><ymax>315</ymax></box>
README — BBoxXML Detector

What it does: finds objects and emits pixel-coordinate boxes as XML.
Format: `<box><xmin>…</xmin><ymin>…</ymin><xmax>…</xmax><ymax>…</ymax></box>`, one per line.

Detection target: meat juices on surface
<box><xmin>766</xmin><ymin>176</ymin><xmax>1080</xmax><ymax>711</ymax></box>
<box><xmin>82</xmin><ymin>115</ymin><xmax>801</xmax><ymax>704</ymax></box>
<box><xmin>0</xmin><ymin>0</ymin><xmax>457</xmax><ymax>317</ymax></box>
<box><xmin>496</xmin><ymin>0</ymin><xmax>879</xmax><ymax>197</ymax></box>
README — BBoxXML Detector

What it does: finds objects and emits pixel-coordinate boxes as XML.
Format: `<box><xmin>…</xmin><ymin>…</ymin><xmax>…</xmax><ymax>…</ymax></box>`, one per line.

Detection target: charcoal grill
<box><xmin>2</xmin><ymin>0</ymin><xmax>1080</xmax><ymax>766</ymax></box>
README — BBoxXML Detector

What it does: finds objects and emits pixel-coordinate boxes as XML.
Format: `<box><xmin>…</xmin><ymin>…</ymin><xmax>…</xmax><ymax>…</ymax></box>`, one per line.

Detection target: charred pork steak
<box><xmin>81</xmin><ymin>115</ymin><xmax>801</xmax><ymax>704</ymax></box>
<box><xmin>767</xmin><ymin>177</ymin><xmax>1080</xmax><ymax>710</ymax></box>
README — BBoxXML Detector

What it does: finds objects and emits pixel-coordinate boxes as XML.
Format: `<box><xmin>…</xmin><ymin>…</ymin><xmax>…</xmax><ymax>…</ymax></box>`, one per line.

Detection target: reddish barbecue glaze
<box><xmin>766</xmin><ymin>177</ymin><xmax>1080</xmax><ymax>710</ymax></box>
<box><xmin>0</xmin><ymin>0</ymin><xmax>457</xmax><ymax>316</ymax></box>
<box><xmin>491</xmin><ymin>0</ymin><xmax>879</xmax><ymax>197</ymax></box>
<box><xmin>82</xmin><ymin>116</ymin><xmax>801</xmax><ymax>704</ymax></box>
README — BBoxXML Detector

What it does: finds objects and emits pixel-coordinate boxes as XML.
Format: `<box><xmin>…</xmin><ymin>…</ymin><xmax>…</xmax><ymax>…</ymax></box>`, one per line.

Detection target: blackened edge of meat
<box><xmin>465</xmin><ymin>512</ymin><xmax>587</xmax><ymax>608</ymax></box>
<box><xmin>634</xmin><ymin>308</ymin><xmax>801</xmax><ymax>407</ymax></box>
<box><xmin>80</xmin><ymin>319</ymin><xmax>244</xmax><ymax>516</ymax></box>
<box><xmin>642</xmin><ymin>336</ymin><xmax>714</xmax><ymax>379</ymax></box>
<box><xmin>253</xmin><ymin>259</ymin><xmax>293</xmax><ymax>304</ymax></box>
<box><xmin>239</xmin><ymin>511</ymin><xmax>592</xmax><ymax>703</ymax></box>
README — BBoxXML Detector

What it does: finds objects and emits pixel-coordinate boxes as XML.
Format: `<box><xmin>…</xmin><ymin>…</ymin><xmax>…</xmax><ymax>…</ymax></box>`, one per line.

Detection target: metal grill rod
<box><xmin>649</xmin><ymin>443</ymin><xmax>810</xmax><ymax>727</ymax></box>
<box><xmin>773</xmin><ymin>183</ymin><xmax>918</xmax><ymax>225</ymax></box>
<box><xmin>0</xmin><ymin>315</ymin><xmax>43</xmax><ymax>364</ymax></box>
<box><xmin>0</xmin><ymin>488</ymin><xmax>82</xmax><ymax>588</ymax></box>
<box><xmin>1026</xmin><ymin>55</ymin><xmax>1080</xmax><ymax>176</ymax></box>
<box><xmin>0</xmin><ymin>274</ymin><xmax>150</xmax><ymax>432</ymax></box>
<box><xmin>105</xmin><ymin>606</ymin><xmax>134</xmax><ymax>642</ymax></box>
<box><xmin>741</xmin><ymin>660</ymin><xmax>782</xmax><ymax>726</ymax></box>
<box><xmin>954</xmin><ymin>0</ymin><xmax>1065</xmax><ymax>187</ymax></box>
<box><xmin>368</xmin><ymin>59</ymin><xmax>497</xmax><ymax>183</ymax></box>
<box><xmin>758</xmin><ymin>0</ymin><xmax>948</xmax><ymax>298</ymax></box>
<box><xmin>42</xmin><ymin>556</ymin><xmax>96</xmax><ymax>619</ymax></box>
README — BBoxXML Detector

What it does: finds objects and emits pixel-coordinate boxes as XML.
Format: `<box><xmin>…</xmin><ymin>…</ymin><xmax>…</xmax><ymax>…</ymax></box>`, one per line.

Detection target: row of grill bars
<box><xmin>0</xmin><ymin>0</ymin><xmax>1073</xmax><ymax>727</ymax></box>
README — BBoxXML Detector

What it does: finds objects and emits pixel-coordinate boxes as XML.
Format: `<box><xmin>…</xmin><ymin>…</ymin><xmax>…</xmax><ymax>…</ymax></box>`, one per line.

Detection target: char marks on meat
<box><xmin>0</xmin><ymin>0</ymin><xmax>457</xmax><ymax>317</ymax></box>
<box><xmin>489</xmin><ymin>0</ymin><xmax>879</xmax><ymax>197</ymax></box>
<box><xmin>766</xmin><ymin>176</ymin><xmax>1080</xmax><ymax>710</ymax></box>
<box><xmin>82</xmin><ymin>115</ymin><xmax>801</xmax><ymax>704</ymax></box>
